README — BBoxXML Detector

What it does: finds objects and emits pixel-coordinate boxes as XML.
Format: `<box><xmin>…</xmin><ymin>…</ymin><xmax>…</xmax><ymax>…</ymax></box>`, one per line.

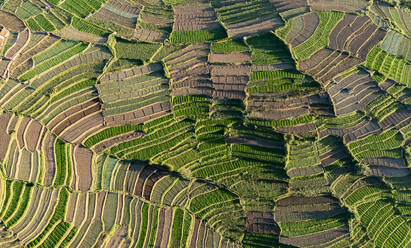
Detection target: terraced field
<box><xmin>0</xmin><ymin>0</ymin><xmax>410</xmax><ymax>247</ymax></box>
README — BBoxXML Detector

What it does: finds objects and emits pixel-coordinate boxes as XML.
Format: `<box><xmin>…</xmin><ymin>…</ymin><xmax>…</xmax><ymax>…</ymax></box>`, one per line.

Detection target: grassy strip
<box><xmin>34</xmin><ymin>14</ymin><xmax>55</xmax><ymax>32</ymax></box>
<box><xmin>5</xmin><ymin>183</ymin><xmax>33</xmax><ymax>227</ymax></box>
<box><xmin>148</xmin><ymin>206</ymin><xmax>159</xmax><ymax>247</ymax></box>
<box><xmin>211</xmin><ymin>38</ymin><xmax>248</xmax><ymax>53</ymax></box>
<box><xmin>27</xmin><ymin>188</ymin><xmax>69</xmax><ymax>248</ymax></box>
<box><xmin>2</xmin><ymin>181</ymin><xmax>23</xmax><ymax>222</ymax></box>
<box><xmin>84</xmin><ymin>124</ymin><xmax>144</xmax><ymax>147</ymax></box>
<box><xmin>170</xmin><ymin>208</ymin><xmax>184</xmax><ymax>247</ymax></box>
<box><xmin>294</xmin><ymin>11</ymin><xmax>344</xmax><ymax>60</ymax></box>
<box><xmin>136</xmin><ymin>203</ymin><xmax>149</xmax><ymax>248</ymax></box>
<box><xmin>0</xmin><ymin>180</ymin><xmax>12</xmax><ymax>218</ymax></box>
<box><xmin>280</xmin><ymin>213</ymin><xmax>348</xmax><ymax>236</ymax></box>
<box><xmin>249</xmin><ymin>114</ymin><xmax>315</xmax><ymax>128</ymax></box>
<box><xmin>54</xmin><ymin>139</ymin><xmax>66</xmax><ymax>186</ymax></box>
<box><xmin>189</xmin><ymin>189</ymin><xmax>236</xmax><ymax>213</ymax></box>
<box><xmin>71</xmin><ymin>16</ymin><xmax>110</xmax><ymax>37</ymax></box>
<box><xmin>170</xmin><ymin>29</ymin><xmax>227</xmax><ymax>43</ymax></box>
<box><xmin>19</xmin><ymin>43</ymin><xmax>88</xmax><ymax>81</ymax></box>
<box><xmin>38</xmin><ymin>221</ymin><xmax>71</xmax><ymax>248</ymax></box>
<box><xmin>50</xmin><ymin>79</ymin><xmax>96</xmax><ymax>104</ymax></box>
<box><xmin>247</xmin><ymin>81</ymin><xmax>318</xmax><ymax>93</ymax></box>
<box><xmin>115</xmin><ymin>38</ymin><xmax>161</xmax><ymax>61</ymax></box>
<box><xmin>250</xmin><ymin>70</ymin><xmax>305</xmax><ymax>80</ymax></box>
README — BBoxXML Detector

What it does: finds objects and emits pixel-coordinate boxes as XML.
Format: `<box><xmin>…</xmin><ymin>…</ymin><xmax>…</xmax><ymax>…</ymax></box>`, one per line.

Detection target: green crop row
<box><xmin>249</xmin><ymin>114</ymin><xmax>315</xmax><ymax>128</ymax></box>
<box><xmin>115</xmin><ymin>38</ymin><xmax>161</xmax><ymax>61</ymax></box>
<box><xmin>192</xmin><ymin>160</ymin><xmax>255</xmax><ymax>179</ymax></box>
<box><xmin>62</xmin><ymin>0</ymin><xmax>103</xmax><ymax>18</ymax></box>
<box><xmin>84</xmin><ymin>124</ymin><xmax>144</xmax><ymax>147</ymax></box>
<box><xmin>348</xmin><ymin>130</ymin><xmax>403</xmax><ymax>157</ymax></box>
<box><xmin>210</xmin><ymin>38</ymin><xmax>249</xmax><ymax>54</ymax></box>
<box><xmin>60</xmin><ymin>226</ymin><xmax>78</xmax><ymax>248</ymax></box>
<box><xmin>170</xmin><ymin>29</ymin><xmax>227</xmax><ymax>43</ymax></box>
<box><xmin>214</xmin><ymin>0</ymin><xmax>274</xmax><ymax>25</ymax></box>
<box><xmin>5</xmin><ymin>183</ymin><xmax>33</xmax><ymax>227</ymax></box>
<box><xmin>2</xmin><ymin>181</ymin><xmax>23</xmax><ymax>222</ymax></box>
<box><xmin>50</xmin><ymin>79</ymin><xmax>96</xmax><ymax>104</ymax></box>
<box><xmin>247</xmin><ymin>33</ymin><xmax>292</xmax><ymax>65</ymax></box>
<box><xmin>172</xmin><ymin>95</ymin><xmax>208</xmax><ymax>105</ymax></box>
<box><xmin>54</xmin><ymin>139</ymin><xmax>66</xmax><ymax>186</ymax></box>
<box><xmin>280</xmin><ymin>213</ymin><xmax>348</xmax><ymax>237</ymax></box>
<box><xmin>0</xmin><ymin>180</ymin><xmax>12</xmax><ymax>218</ymax></box>
<box><xmin>19</xmin><ymin>43</ymin><xmax>88</xmax><ymax>81</ymax></box>
<box><xmin>34</xmin><ymin>14</ymin><xmax>55</xmax><ymax>32</ymax></box>
<box><xmin>148</xmin><ymin>207</ymin><xmax>159</xmax><ymax>247</ymax></box>
<box><xmin>190</xmin><ymin>189</ymin><xmax>237</xmax><ymax>213</ymax></box>
<box><xmin>355</xmin><ymin>149</ymin><xmax>403</xmax><ymax>161</ymax></box>
<box><xmin>110</xmin><ymin>120</ymin><xmax>193</xmax><ymax>154</ymax></box>
<box><xmin>72</xmin><ymin>16</ymin><xmax>110</xmax><ymax>37</ymax></box>
<box><xmin>366</xmin><ymin>46</ymin><xmax>407</xmax><ymax>84</ymax></box>
<box><xmin>34</xmin><ymin>40</ymin><xmax>79</xmax><ymax>64</ymax></box>
<box><xmin>170</xmin><ymin>208</ymin><xmax>184</xmax><ymax>248</ymax></box>
<box><xmin>345</xmin><ymin>186</ymin><xmax>386</xmax><ymax>206</ymax></box>
<box><xmin>247</xmin><ymin>81</ymin><xmax>318</xmax><ymax>93</ymax></box>
<box><xmin>250</xmin><ymin>70</ymin><xmax>305</xmax><ymax>81</ymax></box>
<box><xmin>27</xmin><ymin>188</ymin><xmax>69</xmax><ymax>248</ymax></box>
<box><xmin>231</xmin><ymin>144</ymin><xmax>284</xmax><ymax>156</ymax></box>
<box><xmin>27</xmin><ymin>17</ymin><xmax>43</xmax><ymax>31</ymax></box>
<box><xmin>243</xmin><ymin>233</ymin><xmax>279</xmax><ymax>248</ymax></box>
<box><xmin>143</xmin><ymin>114</ymin><xmax>174</xmax><ymax>134</ymax></box>
<box><xmin>348</xmin><ymin>130</ymin><xmax>400</xmax><ymax>150</ymax></box>
<box><xmin>38</xmin><ymin>221</ymin><xmax>71</xmax><ymax>248</ymax></box>
<box><xmin>375</xmin><ymin>216</ymin><xmax>409</xmax><ymax>248</ymax></box>
<box><xmin>124</xmin><ymin>131</ymin><xmax>193</xmax><ymax>160</ymax></box>
<box><xmin>16</xmin><ymin>1</ymin><xmax>42</xmax><ymax>19</ymax></box>
<box><xmin>136</xmin><ymin>203</ymin><xmax>149</xmax><ymax>248</ymax></box>
<box><xmin>294</xmin><ymin>11</ymin><xmax>344</xmax><ymax>60</ymax></box>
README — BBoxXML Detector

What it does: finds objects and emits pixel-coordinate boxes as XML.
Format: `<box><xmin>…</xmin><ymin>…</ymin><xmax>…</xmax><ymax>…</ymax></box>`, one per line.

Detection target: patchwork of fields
<box><xmin>0</xmin><ymin>0</ymin><xmax>410</xmax><ymax>247</ymax></box>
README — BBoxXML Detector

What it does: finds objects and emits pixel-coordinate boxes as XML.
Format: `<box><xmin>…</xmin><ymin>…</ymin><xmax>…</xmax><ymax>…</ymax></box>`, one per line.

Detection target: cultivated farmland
<box><xmin>0</xmin><ymin>0</ymin><xmax>410</xmax><ymax>248</ymax></box>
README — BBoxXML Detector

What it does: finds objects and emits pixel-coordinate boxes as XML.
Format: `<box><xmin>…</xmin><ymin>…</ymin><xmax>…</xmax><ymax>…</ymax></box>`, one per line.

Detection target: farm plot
<box><xmin>246</xmin><ymin>211</ymin><xmax>279</xmax><ymax>234</ymax></box>
<box><xmin>308</xmin><ymin>0</ymin><xmax>369</xmax><ymax>13</ymax></box>
<box><xmin>4</xmin><ymin>28</ymin><xmax>29</xmax><ymax>60</ymax></box>
<box><xmin>281</xmin><ymin>12</ymin><xmax>320</xmax><ymax>48</ymax></box>
<box><xmin>61</xmin><ymin>0</ymin><xmax>105</xmax><ymax>18</ymax></box>
<box><xmin>347</xmin><ymin>129</ymin><xmax>405</xmax><ymax>165</ymax></box>
<box><xmin>0</xmin><ymin>10</ymin><xmax>26</xmax><ymax>32</ymax></box>
<box><xmin>170</xmin><ymin>4</ymin><xmax>226</xmax><ymax>43</ymax></box>
<box><xmin>365</xmin><ymin>47</ymin><xmax>410</xmax><ymax>86</ymax></box>
<box><xmin>369</xmin><ymin>2</ymin><xmax>410</xmax><ymax>37</ymax></box>
<box><xmin>298</xmin><ymin>48</ymin><xmax>363</xmax><ymax>84</ymax></box>
<box><xmin>326</xmin><ymin>69</ymin><xmax>383</xmax><ymax>115</ymax></box>
<box><xmin>15</xmin><ymin>46</ymin><xmax>111</xmax><ymax>121</ymax></box>
<box><xmin>133</xmin><ymin>3</ymin><xmax>173</xmax><ymax>42</ymax></box>
<box><xmin>381</xmin><ymin>30</ymin><xmax>411</xmax><ymax>61</ymax></box>
<box><xmin>275</xmin><ymin>196</ymin><xmax>349</xmax><ymax>247</ymax></box>
<box><xmin>212</xmin><ymin>0</ymin><xmax>283</xmax><ymax>38</ymax></box>
<box><xmin>98</xmin><ymin>62</ymin><xmax>171</xmax><ymax>126</ymax></box>
<box><xmin>210</xmin><ymin>64</ymin><xmax>251</xmax><ymax>100</ymax></box>
<box><xmin>285</xmin><ymin>139</ymin><xmax>330</xmax><ymax>194</ymax></box>
<box><xmin>291</xmin><ymin>11</ymin><xmax>344</xmax><ymax>60</ymax></box>
<box><xmin>90</xmin><ymin>0</ymin><xmax>140</xmax><ymax>30</ymax></box>
<box><xmin>173</xmin><ymin>4</ymin><xmax>221</xmax><ymax>31</ymax></box>
<box><xmin>164</xmin><ymin>44</ymin><xmax>214</xmax><ymax>103</ymax></box>
<box><xmin>328</xmin><ymin>14</ymin><xmax>387</xmax><ymax>60</ymax></box>
<box><xmin>0</xmin><ymin>113</ymin><xmax>13</xmax><ymax>161</ymax></box>
<box><xmin>18</xmin><ymin>42</ymin><xmax>87</xmax><ymax>82</ymax></box>
<box><xmin>270</xmin><ymin>0</ymin><xmax>309</xmax><ymax>20</ymax></box>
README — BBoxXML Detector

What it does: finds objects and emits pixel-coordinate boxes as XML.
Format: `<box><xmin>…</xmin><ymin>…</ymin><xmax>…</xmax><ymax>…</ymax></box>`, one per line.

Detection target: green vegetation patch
<box><xmin>211</xmin><ymin>38</ymin><xmax>249</xmax><ymax>53</ymax></box>
<box><xmin>115</xmin><ymin>38</ymin><xmax>161</xmax><ymax>62</ymax></box>
<box><xmin>170</xmin><ymin>29</ymin><xmax>227</xmax><ymax>44</ymax></box>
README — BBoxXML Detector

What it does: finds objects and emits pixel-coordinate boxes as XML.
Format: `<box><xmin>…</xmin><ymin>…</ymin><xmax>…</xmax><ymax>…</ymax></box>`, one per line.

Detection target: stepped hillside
<box><xmin>0</xmin><ymin>0</ymin><xmax>410</xmax><ymax>247</ymax></box>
